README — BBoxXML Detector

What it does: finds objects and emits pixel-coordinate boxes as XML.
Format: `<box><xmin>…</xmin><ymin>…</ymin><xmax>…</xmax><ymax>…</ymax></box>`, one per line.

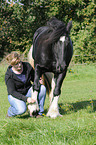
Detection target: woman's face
<box><xmin>13</xmin><ymin>60</ymin><xmax>23</xmax><ymax>71</ymax></box>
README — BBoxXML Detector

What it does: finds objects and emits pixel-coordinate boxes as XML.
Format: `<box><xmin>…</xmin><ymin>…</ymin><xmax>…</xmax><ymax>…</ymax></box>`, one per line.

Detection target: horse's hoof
<box><xmin>30</xmin><ymin>115</ymin><xmax>34</xmax><ymax>117</ymax></box>
<box><xmin>46</xmin><ymin>112</ymin><xmax>62</xmax><ymax>118</ymax></box>
<box><xmin>59</xmin><ymin>114</ymin><xmax>63</xmax><ymax>117</ymax></box>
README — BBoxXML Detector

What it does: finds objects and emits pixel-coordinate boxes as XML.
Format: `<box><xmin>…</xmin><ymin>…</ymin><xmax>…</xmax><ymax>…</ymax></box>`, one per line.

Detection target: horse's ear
<box><xmin>66</xmin><ymin>21</ymin><xmax>72</xmax><ymax>34</ymax></box>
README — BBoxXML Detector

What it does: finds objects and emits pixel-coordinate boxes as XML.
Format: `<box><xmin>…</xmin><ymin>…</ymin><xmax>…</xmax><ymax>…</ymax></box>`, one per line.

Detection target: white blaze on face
<box><xmin>60</xmin><ymin>36</ymin><xmax>65</xmax><ymax>42</ymax></box>
<box><xmin>59</xmin><ymin>36</ymin><xmax>65</xmax><ymax>60</ymax></box>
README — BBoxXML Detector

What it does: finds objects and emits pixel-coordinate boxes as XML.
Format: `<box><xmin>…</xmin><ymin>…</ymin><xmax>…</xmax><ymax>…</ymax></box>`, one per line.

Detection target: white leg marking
<box><xmin>28</xmin><ymin>104</ymin><xmax>37</xmax><ymax>117</ymax></box>
<box><xmin>31</xmin><ymin>89</ymin><xmax>39</xmax><ymax>111</ymax></box>
<box><xmin>31</xmin><ymin>89</ymin><xmax>38</xmax><ymax>101</ymax></box>
<box><xmin>28</xmin><ymin>88</ymin><xmax>39</xmax><ymax>116</ymax></box>
<box><xmin>46</xmin><ymin>96</ymin><xmax>62</xmax><ymax>118</ymax></box>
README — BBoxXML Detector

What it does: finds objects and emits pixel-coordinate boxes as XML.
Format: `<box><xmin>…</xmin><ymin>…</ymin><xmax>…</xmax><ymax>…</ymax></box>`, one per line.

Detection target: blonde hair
<box><xmin>6</xmin><ymin>52</ymin><xmax>20</xmax><ymax>65</ymax></box>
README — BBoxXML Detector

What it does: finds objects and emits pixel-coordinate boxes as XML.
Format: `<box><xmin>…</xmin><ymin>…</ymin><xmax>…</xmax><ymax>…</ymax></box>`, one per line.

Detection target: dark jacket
<box><xmin>5</xmin><ymin>62</ymin><xmax>34</xmax><ymax>102</ymax></box>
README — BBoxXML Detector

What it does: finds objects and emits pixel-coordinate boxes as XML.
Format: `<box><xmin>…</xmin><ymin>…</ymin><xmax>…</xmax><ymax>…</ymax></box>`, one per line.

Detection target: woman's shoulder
<box><xmin>5</xmin><ymin>65</ymin><xmax>13</xmax><ymax>82</ymax></box>
<box><xmin>5</xmin><ymin>65</ymin><xmax>12</xmax><ymax>75</ymax></box>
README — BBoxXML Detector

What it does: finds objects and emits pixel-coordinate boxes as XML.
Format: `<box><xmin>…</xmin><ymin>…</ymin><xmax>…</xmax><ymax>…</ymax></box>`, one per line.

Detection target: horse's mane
<box><xmin>33</xmin><ymin>26</ymin><xmax>48</xmax><ymax>44</ymax></box>
<box><xmin>33</xmin><ymin>17</ymin><xmax>66</xmax><ymax>47</ymax></box>
<box><xmin>44</xmin><ymin>17</ymin><xmax>66</xmax><ymax>44</ymax></box>
<box><xmin>47</xmin><ymin>17</ymin><xmax>65</xmax><ymax>29</ymax></box>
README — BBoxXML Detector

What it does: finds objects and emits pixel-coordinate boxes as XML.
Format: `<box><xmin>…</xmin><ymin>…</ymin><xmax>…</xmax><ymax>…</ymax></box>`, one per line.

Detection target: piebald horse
<box><xmin>28</xmin><ymin>17</ymin><xmax>73</xmax><ymax>118</ymax></box>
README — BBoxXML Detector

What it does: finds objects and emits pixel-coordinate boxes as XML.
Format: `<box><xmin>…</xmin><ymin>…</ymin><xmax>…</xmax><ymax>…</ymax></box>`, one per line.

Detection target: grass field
<box><xmin>0</xmin><ymin>62</ymin><xmax>96</xmax><ymax>145</ymax></box>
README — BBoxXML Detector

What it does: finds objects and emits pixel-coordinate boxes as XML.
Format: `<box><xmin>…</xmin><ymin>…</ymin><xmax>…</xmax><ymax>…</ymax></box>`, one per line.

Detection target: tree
<box><xmin>1</xmin><ymin>0</ymin><xmax>96</xmax><ymax>63</ymax></box>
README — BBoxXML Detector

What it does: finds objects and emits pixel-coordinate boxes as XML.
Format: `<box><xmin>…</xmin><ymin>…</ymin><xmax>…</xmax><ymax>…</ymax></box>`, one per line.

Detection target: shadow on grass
<box><xmin>16</xmin><ymin>100</ymin><xmax>96</xmax><ymax>119</ymax></box>
<box><xmin>16</xmin><ymin>114</ymin><xmax>30</xmax><ymax>119</ymax></box>
<box><xmin>59</xmin><ymin>100</ymin><xmax>96</xmax><ymax>115</ymax></box>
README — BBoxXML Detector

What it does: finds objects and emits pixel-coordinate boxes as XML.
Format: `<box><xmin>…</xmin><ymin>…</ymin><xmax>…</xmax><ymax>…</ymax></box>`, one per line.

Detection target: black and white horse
<box><xmin>28</xmin><ymin>17</ymin><xmax>73</xmax><ymax>118</ymax></box>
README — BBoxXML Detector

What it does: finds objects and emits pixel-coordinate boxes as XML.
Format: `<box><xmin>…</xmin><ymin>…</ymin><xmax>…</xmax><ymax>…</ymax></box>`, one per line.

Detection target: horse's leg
<box><xmin>46</xmin><ymin>95</ymin><xmax>60</xmax><ymax>118</ymax></box>
<box><xmin>33</xmin><ymin>65</ymin><xmax>42</xmax><ymax>107</ymax></box>
<box><xmin>28</xmin><ymin>65</ymin><xmax>42</xmax><ymax>116</ymax></box>
<box><xmin>31</xmin><ymin>87</ymin><xmax>39</xmax><ymax>111</ymax></box>
<box><xmin>46</xmin><ymin>69</ymin><xmax>67</xmax><ymax>118</ymax></box>
<box><xmin>49</xmin><ymin>77</ymin><xmax>55</xmax><ymax>104</ymax></box>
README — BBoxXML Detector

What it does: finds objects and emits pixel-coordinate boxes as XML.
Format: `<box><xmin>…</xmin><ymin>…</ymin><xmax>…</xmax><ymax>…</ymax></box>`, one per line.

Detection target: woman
<box><xmin>5</xmin><ymin>52</ymin><xmax>46</xmax><ymax>118</ymax></box>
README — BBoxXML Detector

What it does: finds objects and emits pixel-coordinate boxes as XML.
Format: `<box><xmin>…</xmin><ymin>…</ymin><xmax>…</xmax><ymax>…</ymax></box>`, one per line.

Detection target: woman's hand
<box><xmin>27</xmin><ymin>97</ymin><xmax>36</xmax><ymax>104</ymax></box>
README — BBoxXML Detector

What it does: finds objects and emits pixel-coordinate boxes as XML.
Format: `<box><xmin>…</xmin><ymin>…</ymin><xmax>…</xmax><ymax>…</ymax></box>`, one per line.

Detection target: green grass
<box><xmin>0</xmin><ymin>62</ymin><xmax>96</xmax><ymax>145</ymax></box>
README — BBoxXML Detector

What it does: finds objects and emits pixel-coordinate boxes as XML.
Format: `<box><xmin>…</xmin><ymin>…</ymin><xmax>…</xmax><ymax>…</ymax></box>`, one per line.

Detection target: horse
<box><xmin>28</xmin><ymin>17</ymin><xmax>73</xmax><ymax>118</ymax></box>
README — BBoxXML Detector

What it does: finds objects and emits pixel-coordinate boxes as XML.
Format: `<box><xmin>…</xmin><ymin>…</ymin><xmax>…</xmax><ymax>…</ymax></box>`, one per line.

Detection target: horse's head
<box><xmin>53</xmin><ymin>20</ymin><xmax>73</xmax><ymax>73</ymax></box>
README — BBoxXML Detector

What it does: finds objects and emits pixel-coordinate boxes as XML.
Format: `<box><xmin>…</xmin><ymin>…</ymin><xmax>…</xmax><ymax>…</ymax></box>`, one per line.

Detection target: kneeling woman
<box><xmin>5</xmin><ymin>52</ymin><xmax>46</xmax><ymax>118</ymax></box>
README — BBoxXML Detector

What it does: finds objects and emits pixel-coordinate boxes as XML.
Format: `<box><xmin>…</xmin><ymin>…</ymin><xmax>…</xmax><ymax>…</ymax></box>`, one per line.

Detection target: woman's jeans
<box><xmin>7</xmin><ymin>85</ymin><xmax>46</xmax><ymax>117</ymax></box>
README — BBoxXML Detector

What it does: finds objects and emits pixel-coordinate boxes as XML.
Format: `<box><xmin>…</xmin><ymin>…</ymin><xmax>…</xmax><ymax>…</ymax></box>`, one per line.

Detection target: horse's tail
<box><xmin>28</xmin><ymin>46</ymin><xmax>53</xmax><ymax>96</ymax></box>
<box><xmin>42</xmin><ymin>72</ymin><xmax>53</xmax><ymax>95</ymax></box>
